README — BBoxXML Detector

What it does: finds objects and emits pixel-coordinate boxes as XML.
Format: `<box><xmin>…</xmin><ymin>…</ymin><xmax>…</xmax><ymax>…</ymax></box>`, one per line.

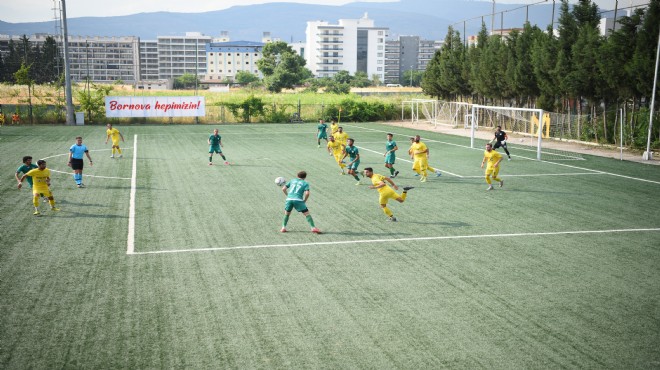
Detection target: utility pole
<box><xmin>60</xmin><ymin>0</ymin><xmax>75</xmax><ymax>125</ymax></box>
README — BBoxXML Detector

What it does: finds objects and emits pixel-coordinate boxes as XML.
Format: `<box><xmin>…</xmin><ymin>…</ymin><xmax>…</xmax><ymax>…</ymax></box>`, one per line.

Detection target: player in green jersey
<box><xmin>208</xmin><ymin>129</ymin><xmax>228</xmax><ymax>165</ymax></box>
<box><xmin>343</xmin><ymin>138</ymin><xmax>362</xmax><ymax>185</ymax></box>
<box><xmin>317</xmin><ymin>119</ymin><xmax>328</xmax><ymax>147</ymax></box>
<box><xmin>280</xmin><ymin>171</ymin><xmax>321</xmax><ymax>234</ymax></box>
<box><xmin>384</xmin><ymin>133</ymin><xmax>399</xmax><ymax>178</ymax></box>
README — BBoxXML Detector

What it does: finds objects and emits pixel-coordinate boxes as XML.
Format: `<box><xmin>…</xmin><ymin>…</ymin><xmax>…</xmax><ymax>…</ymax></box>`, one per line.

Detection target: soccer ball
<box><xmin>275</xmin><ymin>177</ymin><xmax>286</xmax><ymax>186</ymax></box>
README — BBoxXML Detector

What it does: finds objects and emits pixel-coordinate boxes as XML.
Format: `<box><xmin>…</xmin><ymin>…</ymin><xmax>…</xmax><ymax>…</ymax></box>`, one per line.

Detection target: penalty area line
<box><xmin>128</xmin><ymin>227</ymin><xmax>660</xmax><ymax>255</ymax></box>
<box><xmin>126</xmin><ymin>135</ymin><xmax>138</xmax><ymax>255</ymax></box>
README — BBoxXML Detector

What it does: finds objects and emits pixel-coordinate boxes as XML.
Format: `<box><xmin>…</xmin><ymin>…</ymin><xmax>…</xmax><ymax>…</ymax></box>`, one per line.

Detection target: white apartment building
<box><xmin>305</xmin><ymin>13</ymin><xmax>388</xmax><ymax>80</ymax></box>
<box><xmin>204</xmin><ymin>41</ymin><xmax>265</xmax><ymax>82</ymax></box>
<box><xmin>139</xmin><ymin>40</ymin><xmax>159</xmax><ymax>81</ymax></box>
<box><xmin>156</xmin><ymin>32</ymin><xmax>212</xmax><ymax>80</ymax></box>
<box><xmin>384</xmin><ymin>36</ymin><xmax>442</xmax><ymax>84</ymax></box>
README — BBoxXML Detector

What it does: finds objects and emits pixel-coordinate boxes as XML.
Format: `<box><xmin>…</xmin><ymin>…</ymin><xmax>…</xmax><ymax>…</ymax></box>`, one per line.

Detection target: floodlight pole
<box><xmin>643</xmin><ymin>26</ymin><xmax>660</xmax><ymax>160</ymax></box>
<box><xmin>60</xmin><ymin>0</ymin><xmax>75</xmax><ymax>125</ymax></box>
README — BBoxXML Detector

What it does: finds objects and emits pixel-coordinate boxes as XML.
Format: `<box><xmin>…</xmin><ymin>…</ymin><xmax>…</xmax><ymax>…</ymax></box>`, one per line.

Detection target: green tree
<box><xmin>235</xmin><ymin>71</ymin><xmax>260</xmax><ymax>84</ymax></box>
<box><xmin>531</xmin><ymin>26</ymin><xmax>560</xmax><ymax>111</ymax></box>
<box><xmin>351</xmin><ymin>71</ymin><xmax>372</xmax><ymax>87</ymax></box>
<box><xmin>173</xmin><ymin>73</ymin><xmax>199</xmax><ymax>89</ymax></box>
<box><xmin>13</xmin><ymin>62</ymin><xmax>34</xmax><ymax>124</ymax></box>
<box><xmin>333</xmin><ymin>70</ymin><xmax>352</xmax><ymax>84</ymax></box>
<box><xmin>629</xmin><ymin>0</ymin><xmax>660</xmax><ymax>99</ymax></box>
<box><xmin>76</xmin><ymin>83</ymin><xmax>114</xmax><ymax>122</ymax></box>
<box><xmin>257</xmin><ymin>41</ymin><xmax>309</xmax><ymax>93</ymax></box>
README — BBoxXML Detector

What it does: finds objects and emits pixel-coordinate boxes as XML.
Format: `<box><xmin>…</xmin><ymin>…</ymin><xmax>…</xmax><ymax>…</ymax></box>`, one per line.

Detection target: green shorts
<box><xmin>209</xmin><ymin>145</ymin><xmax>222</xmax><ymax>154</ymax></box>
<box><xmin>347</xmin><ymin>160</ymin><xmax>360</xmax><ymax>171</ymax></box>
<box><xmin>385</xmin><ymin>153</ymin><xmax>396</xmax><ymax>164</ymax></box>
<box><xmin>317</xmin><ymin>132</ymin><xmax>327</xmax><ymax>139</ymax></box>
<box><xmin>284</xmin><ymin>199</ymin><xmax>308</xmax><ymax>213</ymax></box>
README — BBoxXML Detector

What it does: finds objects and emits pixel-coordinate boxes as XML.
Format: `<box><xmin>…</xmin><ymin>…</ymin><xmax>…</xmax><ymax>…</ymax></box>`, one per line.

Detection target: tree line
<box><xmin>422</xmin><ymin>0</ymin><xmax>660</xmax><ymax>147</ymax></box>
<box><xmin>0</xmin><ymin>35</ymin><xmax>63</xmax><ymax>85</ymax></box>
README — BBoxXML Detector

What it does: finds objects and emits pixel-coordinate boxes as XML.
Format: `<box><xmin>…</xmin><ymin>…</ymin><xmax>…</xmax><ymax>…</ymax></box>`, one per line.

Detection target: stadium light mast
<box><xmin>643</xmin><ymin>26</ymin><xmax>660</xmax><ymax>161</ymax></box>
<box><xmin>60</xmin><ymin>0</ymin><xmax>75</xmax><ymax>125</ymax></box>
<box><xmin>491</xmin><ymin>0</ymin><xmax>495</xmax><ymax>34</ymax></box>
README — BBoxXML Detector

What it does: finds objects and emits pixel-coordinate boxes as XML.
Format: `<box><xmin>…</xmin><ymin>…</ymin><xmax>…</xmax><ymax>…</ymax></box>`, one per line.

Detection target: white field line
<box><xmin>460</xmin><ymin>172</ymin><xmax>605</xmax><ymax>179</ymax></box>
<box><xmin>42</xmin><ymin>148</ymin><xmax>133</xmax><ymax>180</ymax></box>
<box><xmin>345</xmin><ymin>124</ymin><xmax>660</xmax><ymax>185</ymax></box>
<box><xmin>356</xmin><ymin>145</ymin><xmax>464</xmax><ymax>178</ymax></box>
<box><xmin>126</xmin><ymin>135</ymin><xmax>138</xmax><ymax>255</ymax></box>
<box><xmin>129</xmin><ymin>227</ymin><xmax>660</xmax><ymax>255</ymax></box>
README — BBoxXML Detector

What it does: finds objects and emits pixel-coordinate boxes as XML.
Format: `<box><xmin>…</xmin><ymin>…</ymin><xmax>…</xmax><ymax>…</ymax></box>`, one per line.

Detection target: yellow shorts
<box><xmin>33</xmin><ymin>188</ymin><xmax>52</xmax><ymax>198</ymax></box>
<box><xmin>333</xmin><ymin>153</ymin><xmax>343</xmax><ymax>163</ymax></box>
<box><xmin>412</xmin><ymin>158</ymin><xmax>428</xmax><ymax>172</ymax></box>
<box><xmin>111</xmin><ymin>140</ymin><xmax>120</xmax><ymax>146</ymax></box>
<box><xmin>485</xmin><ymin>166</ymin><xmax>500</xmax><ymax>177</ymax></box>
<box><xmin>378</xmin><ymin>188</ymin><xmax>399</xmax><ymax>205</ymax></box>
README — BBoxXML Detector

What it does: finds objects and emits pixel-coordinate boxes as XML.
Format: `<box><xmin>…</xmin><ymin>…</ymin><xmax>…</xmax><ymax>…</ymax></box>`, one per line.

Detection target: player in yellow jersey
<box><xmin>105</xmin><ymin>123</ymin><xmax>125</xmax><ymax>158</ymax></box>
<box><xmin>364</xmin><ymin>167</ymin><xmax>414</xmax><ymax>222</ymax></box>
<box><xmin>332</xmin><ymin>126</ymin><xmax>349</xmax><ymax>147</ymax></box>
<box><xmin>409</xmin><ymin>135</ymin><xmax>441</xmax><ymax>182</ymax></box>
<box><xmin>481</xmin><ymin>143</ymin><xmax>504</xmax><ymax>190</ymax></box>
<box><xmin>330</xmin><ymin>119</ymin><xmax>339</xmax><ymax>135</ymax></box>
<box><xmin>326</xmin><ymin>136</ymin><xmax>346</xmax><ymax>174</ymax></box>
<box><xmin>17</xmin><ymin>159</ymin><xmax>60</xmax><ymax>215</ymax></box>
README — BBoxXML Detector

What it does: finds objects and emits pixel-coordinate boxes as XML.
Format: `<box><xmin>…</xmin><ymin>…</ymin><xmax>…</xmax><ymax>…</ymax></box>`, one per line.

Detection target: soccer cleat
<box><xmin>79</xmin><ymin>183</ymin><xmax>85</xmax><ymax>188</ymax></box>
<box><xmin>208</xmin><ymin>162</ymin><xmax>213</xmax><ymax>165</ymax></box>
<box><xmin>51</xmin><ymin>207</ymin><xmax>60</xmax><ymax>211</ymax></box>
<box><xmin>388</xmin><ymin>216</ymin><xmax>397</xmax><ymax>222</ymax></box>
<box><xmin>402</xmin><ymin>186</ymin><xmax>415</xmax><ymax>191</ymax></box>
<box><xmin>499</xmin><ymin>180</ymin><xmax>504</xmax><ymax>188</ymax></box>
<box><xmin>280</xmin><ymin>227</ymin><xmax>287</xmax><ymax>233</ymax></box>
<box><xmin>311</xmin><ymin>227</ymin><xmax>322</xmax><ymax>234</ymax></box>
<box><xmin>355</xmin><ymin>181</ymin><xmax>361</xmax><ymax>185</ymax></box>
<box><xmin>420</xmin><ymin>175</ymin><xmax>427</xmax><ymax>183</ymax></box>
<box><xmin>414</xmin><ymin>173</ymin><xmax>420</xmax><ymax>177</ymax></box>
<box><xmin>110</xmin><ymin>155</ymin><xmax>114</xmax><ymax>158</ymax></box>
<box><xmin>119</xmin><ymin>154</ymin><xmax>123</xmax><ymax>158</ymax></box>
<box><xmin>435</xmin><ymin>170</ymin><xmax>442</xmax><ymax>177</ymax></box>
<box><xmin>224</xmin><ymin>161</ymin><xmax>230</xmax><ymax>165</ymax></box>
<box><xmin>340</xmin><ymin>171</ymin><xmax>345</xmax><ymax>175</ymax></box>
<box><xmin>487</xmin><ymin>185</ymin><xmax>494</xmax><ymax>190</ymax></box>
<box><xmin>392</xmin><ymin>171</ymin><xmax>399</xmax><ymax>178</ymax></box>
<box><xmin>33</xmin><ymin>210</ymin><xmax>41</xmax><ymax>216</ymax></box>
<box><xmin>508</xmin><ymin>157</ymin><xmax>511</xmax><ymax>161</ymax></box>
<box><xmin>318</xmin><ymin>145</ymin><xmax>321</xmax><ymax>148</ymax></box>
<box><xmin>77</xmin><ymin>184</ymin><xmax>82</xmax><ymax>188</ymax></box>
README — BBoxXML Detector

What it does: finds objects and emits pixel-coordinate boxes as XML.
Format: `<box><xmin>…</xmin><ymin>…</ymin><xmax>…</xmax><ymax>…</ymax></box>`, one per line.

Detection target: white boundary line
<box><xmin>129</xmin><ymin>227</ymin><xmax>660</xmax><ymax>255</ymax></box>
<box><xmin>356</xmin><ymin>145</ymin><xmax>463</xmax><ymax>178</ymax></box>
<box><xmin>42</xmin><ymin>148</ymin><xmax>133</xmax><ymax>180</ymax></box>
<box><xmin>126</xmin><ymin>135</ymin><xmax>138</xmax><ymax>255</ymax></box>
<box><xmin>345</xmin><ymin>124</ymin><xmax>660</xmax><ymax>185</ymax></box>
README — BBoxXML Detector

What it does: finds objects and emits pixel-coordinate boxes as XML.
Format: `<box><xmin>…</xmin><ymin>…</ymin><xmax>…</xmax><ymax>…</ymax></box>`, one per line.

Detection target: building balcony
<box><xmin>317</xmin><ymin>62</ymin><xmax>343</xmax><ymax>66</ymax></box>
<box><xmin>317</xmin><ymin>33</ymin><xmax>344</xmax><ymax>37</ymax></box>
<box><xmin>316</xmin><ymin>47</ymin><xmax>344</xmax><ymax>51</ymax></box>
<box><xmin>317</xmin><ymin>40</ymin><xmax>343</xmax><ymax>44</ymax></box>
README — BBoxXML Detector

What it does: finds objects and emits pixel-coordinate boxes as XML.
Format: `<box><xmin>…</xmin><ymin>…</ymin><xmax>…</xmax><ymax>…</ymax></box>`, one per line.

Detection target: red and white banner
<box><xmin>105</xmin><ymin>96</ymin><xmax>205</xmax><ymax>117</ymax></box>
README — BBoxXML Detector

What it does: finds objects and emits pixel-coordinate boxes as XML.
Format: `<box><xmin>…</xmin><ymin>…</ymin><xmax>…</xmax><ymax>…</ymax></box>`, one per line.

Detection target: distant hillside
<box><xmin>0</xmin><ymin>0</ymin><xmax>569</xmax><ymax>42</ymax></box>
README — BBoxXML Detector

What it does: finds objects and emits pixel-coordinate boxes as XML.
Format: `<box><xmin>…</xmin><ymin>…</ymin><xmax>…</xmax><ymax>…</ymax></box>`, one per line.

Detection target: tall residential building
<box><xmin>204</xmin><ymin>41</ymin><xmax>265</xmax><ymax>82</ymax></box>
<box><xmin>156</xmin><ymin>32</ymin><xmax>212</xmax><ymax>80</ymax></box>
<box><xmin>384</xmin><ymin>36</ymin><xmax>442</xmax><ymax>84</ymax></box>
<box><xmin>305</xmin><ymin>13</ymin><xmax>388</xmax><ymax>80</ymax></box>
<box><xmin>139</xmin><ymin>40</ymin><xmax>159</xmax><ymax>81</ymax></box>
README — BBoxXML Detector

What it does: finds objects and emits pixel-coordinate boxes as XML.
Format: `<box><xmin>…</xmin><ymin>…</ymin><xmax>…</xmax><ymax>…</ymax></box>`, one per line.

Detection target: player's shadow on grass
<box><xmin>54</xmin><ymin>211</ymin><xmax>127</xmax><ymax>219</ymax></box>
<box><xmin>56</xmin><ymin>199</ymin><xmax>108</xmax><ymax>207</ymax></box>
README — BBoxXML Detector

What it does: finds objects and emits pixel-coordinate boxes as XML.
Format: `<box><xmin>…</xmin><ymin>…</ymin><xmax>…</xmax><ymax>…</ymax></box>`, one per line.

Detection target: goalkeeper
<box><xmin>492</xmin><ymin>126</ymin><xmax>511</xmax><ymax>160</ymax></box>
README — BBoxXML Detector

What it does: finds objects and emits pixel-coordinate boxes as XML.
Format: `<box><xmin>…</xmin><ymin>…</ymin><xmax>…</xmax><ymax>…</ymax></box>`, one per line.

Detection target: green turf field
<box><xmin>1</xmin><ymin>123</ymin><xmax>659</xmax><ymax>368</ymax></box>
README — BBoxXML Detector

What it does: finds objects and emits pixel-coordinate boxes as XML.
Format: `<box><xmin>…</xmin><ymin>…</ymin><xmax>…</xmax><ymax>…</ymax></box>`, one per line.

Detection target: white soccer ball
<box><xmin>275</xmin><ymin>177</ymin><xmax>287</xmax><ymax>186</ymax></box>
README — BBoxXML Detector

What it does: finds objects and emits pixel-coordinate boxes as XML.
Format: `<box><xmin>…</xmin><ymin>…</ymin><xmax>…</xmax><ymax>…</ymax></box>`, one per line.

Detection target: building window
<box><xmin>377</xmin><ymin>53</ymin><xmax>383</xmax><ymax>57</ymax></box>
<box><xmin>378</xmin><ymin>45</ymin><xmax>383</xmax><ymax>50</ymax></box>
<box><xmin>246</xmin><ymin>61</ymin><xmax>249</xmax><ymax>64</ymax></box>
<box><xmin>377</xmin><ymin>67</ymin><xmax>382</xmax><ymax>71</ymax></box>
<box><xmin>378</xmin><ymin>31</ymin><xmax>383</xmax><ymax>35</ymax></box>
<box><xmin>228</xmin><ymin>61</ymin><xmax>231</xmax><ymax>64</ymax></box>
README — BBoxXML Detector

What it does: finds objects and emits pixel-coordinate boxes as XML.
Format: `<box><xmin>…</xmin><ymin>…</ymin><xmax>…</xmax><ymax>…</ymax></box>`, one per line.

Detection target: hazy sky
<box><xmin>0</xmin><ymin>0</ymin><xmax>646</xmax><ymax>23</ymax></box>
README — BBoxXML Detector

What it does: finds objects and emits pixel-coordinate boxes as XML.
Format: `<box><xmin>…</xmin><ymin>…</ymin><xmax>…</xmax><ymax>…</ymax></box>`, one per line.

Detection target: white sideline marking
<box><xmin>460</xmin><ymin>172</ymin><xmax>604</xmax><ymax>179</ymax></box>
<box><xmin>48</xmin><ymin>169</ymin><xmax>130</xmax><ymax>180</ymax></box>
<box><xmin>126</xmin><ymin>135</ymin><xmax>138</xmax><ymax>255</ymax></box>
<box><xmin>345</xmin><ymin>124</ymin><xmax>660</xmax><ymax>185</ymax></box>
<box><xmin>356</xmin><ymin>146</ymin><xmax>463</xmax><ymax>178</ymax></box>
<box><xmin>129</xmin><ymin>227</ymin><xmax>660</xmax><ymax>255</ymax></box>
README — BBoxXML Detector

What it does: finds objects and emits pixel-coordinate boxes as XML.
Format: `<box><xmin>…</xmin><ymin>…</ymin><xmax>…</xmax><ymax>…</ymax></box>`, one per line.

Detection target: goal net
<box><xmin>469</xmin><ymin>105</ymin><xmax>583</xmax><ymax>161</ymax></box>
<box><xmin>402</xmin><ymin>100</ymin><xmax>471</xmax><ymax>128</ymax></box>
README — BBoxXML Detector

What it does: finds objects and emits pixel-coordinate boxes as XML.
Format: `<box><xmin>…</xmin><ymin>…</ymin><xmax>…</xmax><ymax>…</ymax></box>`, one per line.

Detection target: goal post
<box><xmin>402</xmin><ymin>100</ymin><xmax>470</xmax><ymax>128</ymax></box>
<box><xmin>469</xmin><ymin>105</ymin><xmax>581</xmax><ymax>161</ymax></box>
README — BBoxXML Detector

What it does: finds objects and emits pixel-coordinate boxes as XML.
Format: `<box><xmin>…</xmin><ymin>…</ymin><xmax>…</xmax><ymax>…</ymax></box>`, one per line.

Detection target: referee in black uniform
<box><xmin>493</xmin><ymin>126</ymin><xmax>511</xmax><ymax>160</ymax></box>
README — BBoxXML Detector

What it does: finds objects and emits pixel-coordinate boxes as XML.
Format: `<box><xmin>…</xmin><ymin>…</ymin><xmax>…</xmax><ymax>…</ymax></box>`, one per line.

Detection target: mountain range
<box><xmin>0</xmin><ymin>0</ymin><xmax>594</xmax><ymax>42</ymax></box>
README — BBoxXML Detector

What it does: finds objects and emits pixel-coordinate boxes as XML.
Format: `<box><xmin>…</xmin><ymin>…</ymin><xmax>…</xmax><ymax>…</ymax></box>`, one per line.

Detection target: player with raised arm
<box><xmin>364</xmin><ymin>167</ymin><xmax>414</xmax><ymax>222</ymax></box>
<box><xmin>105</xmin><ymin>123</ymin><xmax>125</xmax><ymax>158</ymax></box>
<box><xmin>280</xmin><ymin>171</ymin><xmax>320</xmax><ymax>234</ymax></box>
<box><xmin>208</xmin><ymin>129</ymin><xmax>229</xmax><ymax>166</ymax></box>
<box><xmin>316</xmin><ymin>119</ymin><xmax>328</xmax><ymax>147</ymax></box>
<box><xmin>327</xmin><ymin>136</ymin><xmax>346</xmax><ymax>174</ymax></box>
<box><xmin>492</xmin><ymin>126</ymin><xmax>511</xmax><ymax>160</ymax></box>
<box><xmin>17</xmin><ymin>159</ymin><xmax>60</xmax><ymax>215</ymax></box>
<box><xmin>481</xmin><ymin>143</ymin><xmax>504</xmax><ymax>190</ymax></box>
<box><xmin>384</xmin><ymin>133</ymin><xmax>399</xmax><ymax>178</ymax></box>
<box><xmin>343</xmin><ymin>138</ymin><xmax>361</xmax><ymax>185</ymax></box>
